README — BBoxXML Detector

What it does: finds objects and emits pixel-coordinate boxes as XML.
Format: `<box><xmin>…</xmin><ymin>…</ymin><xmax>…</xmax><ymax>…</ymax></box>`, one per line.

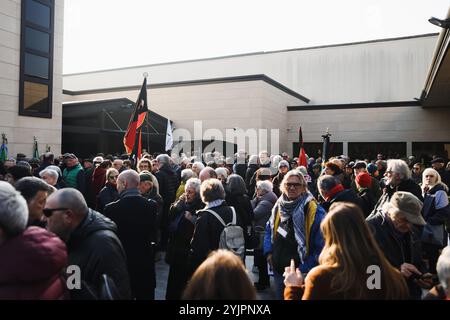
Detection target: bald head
<box><xmin>199</xmin><ymin>167</ymin><xmax>218</xmax><ymax>182</ymax></box>
<box><xmin>117</xmin><ymin>169</ymin><xmax>140</xmax><ymax>193</ymax></box>
<box><xmin>48</xmin><ymin>188</ymin><xmax>88</xmax><ymax>217</ymax></box>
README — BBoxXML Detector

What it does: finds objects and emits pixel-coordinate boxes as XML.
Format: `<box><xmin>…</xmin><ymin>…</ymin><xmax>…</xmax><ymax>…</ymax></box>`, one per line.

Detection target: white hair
<box><xmin>215</xmin><ymin>167</ymin><xmax>228</xmax><ymax>179</ymax></box>
<box><xmin>256</xmin><ymin>180</ymin><xmax>273</xmax><ymax>194</ymax></box>
<box><xmin>0</xmin><ymin>181</ymin><xmax>28</xmax><ymax>237</ymax></box>
<box><xmin>437</xmin><ymin>246</ymin><xmax>450</xmax><ymax>292</ymax></box>
<box><xmin>181</xmin><ymin>169</ymin><xmax>194</xmax><ymax>182</ymax></box>
<box><xmin>39</xmin><ymin>168</ymin><xmax>59</xmax><ymax>180</ymax></box>
<box><xmin>46</xmin><ymin>165</ymin><xmax>62</xmax><ymax>177</ymax></box>
<box><xmin>386</xmin><ymin>159</ymin><xmax>411</xmax><ymax>180</ymax></box>
<box><xmin>193</xmin><ymin>161</ymin><xmax>205</xmax><ymax>171</ymax></box>
<box><xmin>156</xmin><ymin>154</ymin><xmax>170</xmax><ymax>165</ymax></box>
<box><xmin>185</xmin><ymin>178</ymin><xmax>201</xmax><ymax>195</ymax></box>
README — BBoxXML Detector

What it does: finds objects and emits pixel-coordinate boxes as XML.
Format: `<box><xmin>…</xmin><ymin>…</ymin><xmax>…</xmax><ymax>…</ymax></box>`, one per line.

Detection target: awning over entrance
<box><xmin>62</xmin><ymin>98</ymin><xmax>169</xmax><ymax>158</ymax></box>
<box><xmin>421</xmin><ymin>8</ymin><xmax>450</xmax><ymax>107</ymax></box>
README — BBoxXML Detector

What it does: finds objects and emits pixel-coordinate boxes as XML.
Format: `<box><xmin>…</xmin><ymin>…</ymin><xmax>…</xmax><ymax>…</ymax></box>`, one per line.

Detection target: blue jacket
<box><xmin>263</xmin><ymin>201</ymin><xmax>326</xmax><ymax>273</ymax></box>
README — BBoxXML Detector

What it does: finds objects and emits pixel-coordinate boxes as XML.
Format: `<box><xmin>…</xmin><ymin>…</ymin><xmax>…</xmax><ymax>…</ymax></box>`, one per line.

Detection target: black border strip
<box><xmin>63</xmin><ymin>74</ymin><xmax>310</xmax><ymax>103</ymax></box>
<box><xmin>287</xmin><ymin>100</ymin><xmax>421</xmax><ymax>111</ymax></box>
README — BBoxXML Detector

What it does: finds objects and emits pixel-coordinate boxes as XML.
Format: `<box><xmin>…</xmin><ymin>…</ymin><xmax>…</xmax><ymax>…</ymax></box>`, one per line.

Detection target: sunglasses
<box><xmin>286</xmin><ymin>182</ymin><xmax>303</xmax><ymax>188</ymax></box>
<box><xmin>43</xmin><ymin>208</ymin><xmax>69</xmax><ymax>218</ymax></box>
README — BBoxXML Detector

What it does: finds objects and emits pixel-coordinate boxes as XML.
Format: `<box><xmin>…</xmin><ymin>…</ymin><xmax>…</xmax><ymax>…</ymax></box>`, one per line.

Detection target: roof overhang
<box><xmin>421</xmin><ymin>8</ymin><xmax>450</xmax><ymax>108</ymax></box>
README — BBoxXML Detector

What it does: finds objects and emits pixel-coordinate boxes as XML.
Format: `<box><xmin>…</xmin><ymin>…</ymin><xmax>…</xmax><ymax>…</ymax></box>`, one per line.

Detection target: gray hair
<box><xmin>256</xmin><ymin>180</ymin><xmax>273</xmax><ymax>194</ymax></box>
<box><xmin>156</xmin><ymin>154</ymin><xmax>170</xmax><ymax>166</ymax></box>
<box><xmin>192</xmin><ymin>161</ymin><xmax>205</xmax><ymax>171</ymax></box>
<box><xmin>53</xmin><ymin>188</ymin><xmax>89</xmax><ymax>217</ymax></box>
<box><xmin>15</xmin><ymin>176</ymin><xmax>53</xmax><ymax>202</ymax></box>
<box><xmin>185</xmin><ymin>178</ymin><xmax>201</xmax><ymax>195</ymax></box>
<box><xmin>0</xmin><ymin>181</ymin><xmax>28</xmax><ymax>237</ymax></box>
<box><xmin>200</xmin><ymin>178</ymin><xmax>225</xmax><ymax>203</ymax></box>
<box><xmin>386</xmin><ymin>159</ymin><xmax>411</xmax><ymax>180</ymax></box>
<box><xmin>437</xmin><ymin>246</ymin><xmax>450</xmax><ymax>292</ymax></box>
<box><xmin>226</xmin><ymin>174</ymin><xmax>247</xmax><ymax>195</ymax></box>
<box><xmin>39</xmin><ymin>168</ymin><xmax>59</xmax><ymax>180</ymax></box>
<box><xmin>248</xmin><ymin>155</ymin><xmax>259</xmax><ymax>165</ymax></box>
<box><xmin>181</xmin><ymin>169</ymin><xmax>194</xmax><ymax>182</ymax></box>
<box><xmin>215</xmin><ymin>167</ymin><xmax>228</xmax><ymax>179</ymax></box>
<box><xmin>280</xmin><ymin>170</ymin><xmax>307</xmax><ymax>195</ymax></box>
<box><xmin>317</xmin><ymin>175</ymin><xmax>339</xmax><ymax>193</ymax></box>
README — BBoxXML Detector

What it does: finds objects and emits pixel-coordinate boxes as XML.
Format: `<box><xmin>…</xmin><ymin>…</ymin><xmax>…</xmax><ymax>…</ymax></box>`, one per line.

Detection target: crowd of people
<box><xmin>0</xmin><ymin>149</ymin><xmax>449</xmax><ymax>300</ymax></box>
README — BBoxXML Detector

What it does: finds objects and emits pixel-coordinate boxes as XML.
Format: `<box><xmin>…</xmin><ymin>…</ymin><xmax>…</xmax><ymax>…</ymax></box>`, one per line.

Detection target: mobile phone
<box><xmin>409</xmin><ymin>272</ymin><xmax>422</xmax><ymax>280</ymax></box>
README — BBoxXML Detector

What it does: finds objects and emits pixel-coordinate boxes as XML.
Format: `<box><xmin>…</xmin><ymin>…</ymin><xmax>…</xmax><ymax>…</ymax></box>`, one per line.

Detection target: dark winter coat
<box><xmin>251</xmin><ymin>191</ymin><xmax>278</xmax><ymax>228</ymax></box>
<box><xmin>104</xmin><ymin>189</ymin><xmax>158</xmax><ymax>299</ymax></box>
<box><xmin>321</xmin><ymin>189</ymin><xmax>363</xmax><ymax>212</ymax></box>
<box><xmin>358</xmin><ymin>187</ymin><xmax>377</xmax><ymax>218</ymax></box>
<box><xmin>97</xmin><ymin>182</ymin><xmax>119</xmax><ymax>213</ymax></box>
<box><xmin>67</xmin><ymin>209</ymin><xmax>131</xmax><ymax>300</ymax></box>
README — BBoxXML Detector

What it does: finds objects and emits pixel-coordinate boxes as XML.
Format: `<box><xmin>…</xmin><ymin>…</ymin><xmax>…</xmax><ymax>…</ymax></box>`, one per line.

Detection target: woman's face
<box><xmin>325</xmin><ymin>167</ymin><xmax>334</xmax><ymax>175</ymax></box>
<box><xmin>284</xmin><ymin>176</ymin><xmax>305</xmax><ymax>200</ymax></box>
<box><xmin>185</xmin><ymin>187</ymin><xmax>197</xmax><ymax>203</ymax></box>
<box><xmin>424</xmin><ymin>173</ymin><xmax>437</xmax><ymax>186</ymax></box>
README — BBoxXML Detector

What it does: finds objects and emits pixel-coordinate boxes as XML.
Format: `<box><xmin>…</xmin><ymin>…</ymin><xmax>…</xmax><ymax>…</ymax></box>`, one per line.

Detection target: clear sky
<box><xmin>63</xmin><ymin>0</ymin><xmax>449</xmax><ymax>74</ymax></box>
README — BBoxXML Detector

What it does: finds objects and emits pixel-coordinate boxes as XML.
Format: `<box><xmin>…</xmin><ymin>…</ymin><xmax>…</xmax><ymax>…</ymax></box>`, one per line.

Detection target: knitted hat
<box><xmin>355</xmin><ymin>172</ymin><xmax>372</xmax><ymax>188</ymax></box>
<box><xmin>367</xmin><ymin>163</ymin><xmax>378</xmax><ymax>175</ymax></box>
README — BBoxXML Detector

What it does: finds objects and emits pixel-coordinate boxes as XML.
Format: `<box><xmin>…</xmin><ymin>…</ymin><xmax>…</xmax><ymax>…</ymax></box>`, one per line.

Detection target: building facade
<box><xmin>0</xmin><ymin>0</ymin><xmax>64</xmax><ymax>158</ymax></box>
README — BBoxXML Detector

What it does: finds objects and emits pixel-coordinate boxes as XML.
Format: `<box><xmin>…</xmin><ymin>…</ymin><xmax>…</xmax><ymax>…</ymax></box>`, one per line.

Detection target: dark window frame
<box><xmin>19</xmin><ymin>0</ymin><xmax>54</xmax><ymax>118</ymax></box>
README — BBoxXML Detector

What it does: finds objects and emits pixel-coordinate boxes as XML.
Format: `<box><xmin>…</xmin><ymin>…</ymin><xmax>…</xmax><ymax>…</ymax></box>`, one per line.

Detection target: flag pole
<box><xmin>143</xmin><ymin>72</ymin><xmax>150</xmax><ymax>155</ymax></box>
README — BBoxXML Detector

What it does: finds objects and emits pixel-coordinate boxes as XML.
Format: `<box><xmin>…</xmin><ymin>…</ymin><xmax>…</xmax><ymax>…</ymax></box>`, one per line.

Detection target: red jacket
<box><xmin>0</xmin><ymin>227</ymin><xmax>68</xmax><ymax>300</ymax></box>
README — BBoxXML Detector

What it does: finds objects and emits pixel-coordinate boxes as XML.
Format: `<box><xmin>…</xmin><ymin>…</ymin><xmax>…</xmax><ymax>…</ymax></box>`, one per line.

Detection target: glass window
<box><xmin>24</xmin><ymin>53</ymin><xmax>49</xmax><ymax>79</ymax></box>
<box><xmin>25</xmin><ymin>27</ymin><xmax>50</xmax><ymax>53</ymax></box>
<box><xmin>25</xmin><ymin>0</ymin><xmax>50</xmax><ymax>29</ymax></box>
<box><xmin>23</xmin><ymin>81</ymin><xmax>49</xmax><ymax>113</ymax></box>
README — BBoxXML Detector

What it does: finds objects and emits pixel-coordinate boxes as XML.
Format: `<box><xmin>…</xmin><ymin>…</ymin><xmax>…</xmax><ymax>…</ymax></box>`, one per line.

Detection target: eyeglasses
<box><xmin>43</xmin><ymin>208</ymin><xmax>68</xmax><ymax>218</ymax></box>
<box><xmin>286</xmin><ymin>182</ymin><xmax>303</xmax><ymax>188</ymax></box>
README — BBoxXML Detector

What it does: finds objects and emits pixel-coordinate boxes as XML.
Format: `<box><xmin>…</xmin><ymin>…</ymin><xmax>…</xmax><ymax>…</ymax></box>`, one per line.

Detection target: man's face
<box><xmin>431</xmin><ymin>162</ymin><xmax>443</xmax><ymax>171</ymax></box>
<box><xmin>284</xmin><ymin>176</ymin><xmax>305</xmax><ymax>200</ymax></box>
<box><xmin>44</xmin><ymin>195</ymin><xmax>72</xmax><ymax>242</ymax></box>
<box><xmin>83</xmin><ymin>161</ymin><xmax>93</xmax><ymax>169</ymax></box>
<box><xmin>384</xmin><ymin>169</ymin><xmax>401</xmax><ymax>187</ymax></box>
<box><xmin>4</xmin><ymin>160</ymin><xmax>14</xmax><ymax>169</ymax></box>
<box><xmin>151</xmin><ymin>160</ymin><xmax>159</xmax><ymax>172</ymax></box>
<box><xmin>185</xmin><ymin>187</ymin><xmax>196</xmax><ymax>203</ymax></box>
<box><xmin>354</xmin><ymin>168</ymin><xmax>366</xmax><ymax>175</ymax></box>
<box><xmin>412</xmin><ymin>165</ymin><xmax>421</xmax><ymax>176</ymax></box>
<box><xmin>345</xmin><ymin>167</ymin><xmax>353</xmax><ymax>175</ymax></box>
<box><xmin>389</xmin><ymin>212</ymin><xmax>412</xmax><ymax>234</ymax></box>
<box><xmin>113</xmin><ymin>160</ymin><xmax>123</xmax><ymax>171</ymax></box>
<box><xmin>65</xmin><ymin>158</ymin><xmax>77</xmax><ymax>168</ymax></box>
<box><xmin>28</xmin><ymin>190</ymin><xmax>48</xmax><ymax>222</ymax></box>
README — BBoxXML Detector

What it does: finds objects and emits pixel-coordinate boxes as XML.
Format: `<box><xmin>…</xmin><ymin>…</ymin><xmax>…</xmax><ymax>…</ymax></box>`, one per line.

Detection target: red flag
<box><xmin>298</xmin><ymin>127</ymin><xmax>308</xmax><ymax>167</ymax></box>
<box><xmin>124</xmin><ymin>78</ymin><xmax>148</xmax><ymax>154</ymax></box>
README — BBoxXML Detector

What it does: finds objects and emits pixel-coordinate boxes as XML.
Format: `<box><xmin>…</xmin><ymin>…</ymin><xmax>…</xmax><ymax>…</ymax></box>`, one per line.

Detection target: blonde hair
<box><xmin>182</xmin><ymin>250</ymin><xmax>256</xmax><ymax>300</ymax></box>
<box><xmin>319</xmin><ymin>202</ymin><xmax>408</xmax><ymax>299</ymax></box>
<box><xmin>421</xmin><ymin>168</ymin><xmax>442</xmax><ymax>191</ymax></box>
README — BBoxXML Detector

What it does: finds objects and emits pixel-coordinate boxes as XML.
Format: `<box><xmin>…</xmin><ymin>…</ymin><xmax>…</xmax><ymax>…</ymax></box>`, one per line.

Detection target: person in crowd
<box><xmin>82</xmin><ymin>158</ymin><xmax>93</xmax><ymax>170</ymax></box>
<box><xmin>191</xmin><ymin>161</ymin><xmax>205</xmax><ymax>178</ymax></box>
<box><xmin>215</xmin><ymin>167</ymin><xmax>228</xmax><ymax>185</ymax></box>
<box><xmin>45</xmin><ymin>188</ymin><xmax>131</xmax><ymax>299</ymax></box>
<box><xmin>420</xmin><ymin>168</ymin><xmax>450</xmax><ymax>273</ymax></box>
<box><xmin>182</xmin><ymin>249</ymin><xmax>256</xmax><ymax>300</ymax></box>
<box><xmin>376</xmin><ymin>159</ymin><xmax>387</xmax><ymax>178</ymax></box>
<box><xmin>367</xmin><ymin>191</ymin><xmax>432</xmax><ymax>299</ymax></box>
<box><xmin>155</xmin><ymin>154</ymin><xmax>180</xmax><ymax>251</ymax></box>
<box><xmin>355</xmin><ymin>172</ymin><xmax>377</xmax><ymax>218</ymax></box>
<box><xmin>39</xmin><ymin>168</ymin><xmax>62</xmax><ymax>189</ymax></box>
<box><xmin>245</xmin><ymin>155</ymin><xmax>259</xmax><ymax>196</ymax></box>
<box><xmin>166</xmin><ymin>178</ymin><xmax>204</xmax><ymax>300</ymax></box>
<box><xmin>369</xmin><ymin>159</ymin><xmax>423</xmax><ymax>219</ymax></box>
<box><xmin>225</xmin><ymin>174</ymin><xmax>254</xmax><ymax>250</ymax></box>
<box><xmin>175</xmin><ymin>168</ymin><xmax>194</xmax><ymax>200</ymax></box>
<box><xmin>62</xmin><ymin>153</ymin><xmax>86</xmax><ymax>197</ymax></box>
<box><xmin>91</xmin><ymin>160</ymin><xmax>112</xmax><ymax>201</ymax></box>
<box><xmin>190</xmin><ymin>179</ymin><xmax>243</xmax><ymax>271</ymax></box>
<box><xmin>122</xmin><ymin>159</ymin><xmax>132</xmax><ymax>170</ymax></box>
<box><xmin>411</xmin><ymin>162</ymin><xmax>424</xmax><ymax>185</ymax></box>
<box><xmin>137</xmin><ymin>158</ymin><xmax>152</xmax><ymax>173</ymax></box>
<box><xmin>36</xmin><ymin>152</ymin><xmax>54</xmax><ymax>176</ymax></box>
<box><xmin>309</xmin><ymin>163</ymin><xmax>322</xmax><ymax>199</ymax></box>
<box><xmin>324</xmin><ymin>161</ymin><xmax>350</xmax><ymax>189</ymax></box>
<box><xmin>97</xmin><ymin>168</ymin><xmax>120</xmax><ymax>213</ymax></box>
<box><xmin>5</xmin><ymin>165</ymin><xmax>32</xmax><ymax>185</ymax></box>
<box><xmin>264</xmin><ymin>171</ymin><xmax>326</xmax><ymax>300</ymax></box>
<box><xmin>0</xmin><ymin>181</ymin><xmax>68</xmax><ymax>300</ymax></box>
<box><xmin>251</xmin><ymin>180</ymin><xmax>278</xmax><ymax>291</ymax></box>
<box><xmin>284</xmin><ymin>202</ymin><xmax>408</xmax><ymax>300</ymax></box>
<box><xmin>424</xmin><ymin>246</ymin><xmax>450</xmax><ymax>300</ymax></box>
<box><xmin>233</xmin><ymin>150</ymin><xmax>247</xmax><ymax>181</ymax></box>
<box><xmin>272</xmin><ymin>160</ymin><xmax>289</xmax><ymax>197</ymax></box>
<box><xmin>431</xmin><ymin>157</ymin><xmax>450</xmax><ymax>190</ymax></box>
<box><xmin>318</xmin><ymin>175</ymin><xmax>362</xmax><ymax>212</ymax></box>
<box><xmin>198</xmin><ymin>167</ymin><xmax>217</xmax><ymax>182</ymax></box>
<box><xmin>15</xmin><ymin>177</ymin><xmax>53</xmax><ymax>228</ymax></box>
<box><xmin>104</xmin><ymin>170</ymin><xmax>158</xmax><ymax>299</ymax></box>
<box><xmin>112</xmin><ymin>159</ymin><xmax>124</xmax><ymax>172</ymax></box>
